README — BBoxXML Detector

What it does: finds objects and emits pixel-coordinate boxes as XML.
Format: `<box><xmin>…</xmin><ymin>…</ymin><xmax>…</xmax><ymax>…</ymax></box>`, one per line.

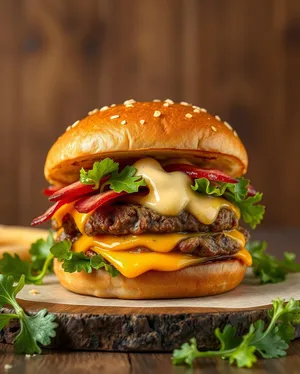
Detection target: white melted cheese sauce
<box><xmin>130</xmin><ymin>158</ymin><xmax>240</xmax><ymax>225</ymax></box>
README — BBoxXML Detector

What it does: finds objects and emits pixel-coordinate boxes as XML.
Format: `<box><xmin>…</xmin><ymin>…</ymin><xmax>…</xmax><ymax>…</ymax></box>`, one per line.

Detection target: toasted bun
<box><xmin>0</xmin><ymin>225</ymin><xmax>48</xmax><ymax>260</ymax></box>
<box><xmin>45</xmin><ymin>101</ymin><xmax>248</xmax><ymax>185</ymax></box>
<box><xmin>54</xmin><ymin>258</ymin><xmax>246</xmax><ymax>299</ymax></box>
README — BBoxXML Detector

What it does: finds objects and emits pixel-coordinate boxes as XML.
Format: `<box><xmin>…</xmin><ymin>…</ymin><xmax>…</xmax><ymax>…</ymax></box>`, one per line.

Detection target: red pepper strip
<box><xmin>49</xmin><ymin>181</ymin><xmax>95</xmax><ymax>202</ymax></box>
<box><xmin>49</xmin><ymin>177</ymin><xmax>111</xmax><ymax>202</ymax></box>
<box><xmin>74</xmin><ymin>190</ymin><xmax>129</xmax><ymax>214</ymax></box>
<box><xmin>31</xmin><ymin>200</ymin><xmax>66</xmax><ymax>226</ymax></box>
<box><xmin>164</xmin><ymin>164</ymin><xmax>237</xmax><ymax>183</ymax></box>
<box><xmin>42</xmin><ymin>185</ymin><xmax>64</xmax><ymax>197</ymax></box>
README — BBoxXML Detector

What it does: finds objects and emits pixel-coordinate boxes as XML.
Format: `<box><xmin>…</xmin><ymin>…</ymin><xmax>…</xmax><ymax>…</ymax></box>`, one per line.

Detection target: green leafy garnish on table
<box><xmin>80</xmin><ymin>158</ymin><xmax>146</xmax><ymax>192</ymax></box>
<box><xmin>0</xmin><ymin>232</ymin><xmax>54</xmax><ymax>284</ymax></box>
<box><xmin>50</xmin><ymin>240</ymin><xmax>120</xmax><ymax>277</ymax></box>
<box><xmin>0</xmin><ymin>274</ymin><xmax>57</xmax><ymax>354</ymax></box>
<box><xmin>192</xmin><ymin>177</ymin><xmax>265</xmax><ymax>229</ymax></box>
<box><xmin>247</xmin><ymin>240</ymin><xmax>300</xmax><ymax>284</ymax></box>
<box><xmin>172</xmin><ymin>297</ymin><xmax>300</xmax><ymax>368</ymax></box>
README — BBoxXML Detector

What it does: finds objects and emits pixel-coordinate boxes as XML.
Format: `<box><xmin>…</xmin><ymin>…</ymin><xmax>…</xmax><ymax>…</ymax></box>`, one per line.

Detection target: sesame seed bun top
<box><xmin>44</xmin><ymin>100</ymin><xmax>248</xmax><ymax>185</ymax></box>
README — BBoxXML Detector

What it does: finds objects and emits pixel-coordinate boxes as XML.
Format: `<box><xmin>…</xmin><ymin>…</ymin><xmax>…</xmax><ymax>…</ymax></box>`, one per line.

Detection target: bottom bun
<box><xmin>54</xmin><ymin>258</ymin><xmax>247</xmax><ymax>299</ymax></box>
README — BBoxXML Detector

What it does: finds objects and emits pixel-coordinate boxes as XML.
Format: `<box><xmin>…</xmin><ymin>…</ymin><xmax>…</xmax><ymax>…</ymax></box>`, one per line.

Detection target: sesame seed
<box><xmin>224</xmin><ymin>121</ymin><xmax>233</xmax><ymax>130</ymax></box>
<box><xmin>185</xmin><ymin>113</ymin><xmax>193</xmax><ymax>118</ymax></box>
<box><xmin>66</xmin><ymin>126</ymin><xmax>71</xmax><ymax>132</ymax></box>
<box><xmin>153</xmin><ymin>99</ymin><xmax>161</xmax><ymax>102</ymax></box>
<box><xmin>233</xmin><ymin>130</ymin><xmax>238</xmax><ymax>137</ymax></box>
<box><xmin>215</xmin><ymin>115</ymin><xmax>221</xmax><ymax>121</ymax></box>
<box><xmin>193</xmin><ymin>108</ymin><xmax>201</xmax><ymax>113</ymax></box>
<box><xmin>100</xmin><ymin>106</ymin><xmax>109</xmax><ymax>111</ymax></box>
<box><xmin>123</xmin><ymin>99</ymin><xmax>136</xmax><ymax>105</ymax></box>
<box><xmin>110</xmin><ymin>115</ymin><xmax>120</xmax><ymax>120</ymax></box>
<box><xmin>211</xmin><ymin>126</ymin><xmax>217</xmax><ymax>132</ymax></box>
<box><xmin>200</xmin><ymin>108</ymin><xmax>207</xmax><ymax>113</ymax></box>
<box><xmin>192</xmin><ymin>105</ymin><xmax>201</xmax><ymax>110</ymax></box>
<box><xmin>4</xmin><ymin>364</ymin><xmax>13</xmax><ymax>370</ymax></box>
<box><xmin>153</xmin><ymin>110</ymin><xmax>161</xmax><ymax>117</ymax></box>
<box><xmin>25</xmin><ymin>354</ymin><xmax>31</xmax><ymax>358</ymax></box>
<box><xmin>163</xmin><ymin>102</ymin><xmax>169</xmax><ymax>107</ymax></box>
<box><xmin>140</xmin><ymin>119</ymin><xmax>145</xmax><ymax>125</ymax></box>
<box><xmin>121</xmin><ymin>120</ymin><xmax>127</xmax><ymax>125</ymax></box>
<box><xmin>180</xmin><ymin>101</ymin><xmax>189</xmax><ymax>106</ymax></box>
<box><xmin>110</xmin><ymin>104</ymin><xmax>116</xmax><ymax>107</ymax></box>
<box><xmin>29</xmin><ymin>289</ymin><xmax>39</xmax><ymax>295</ymax></box>
<box><xmin>71</xmin><ymin>120</ymin><xmax>80</xmax><ymax>128</ymax></box>
<box><xmin>88</xmin><ymin>108</ymin><xmax>99</xmax><ymax>115</ymax></box>
<box><xmin>165</xmin><ymin>99</ymin><xmax>174</xmax><ymax>104</ymax></box>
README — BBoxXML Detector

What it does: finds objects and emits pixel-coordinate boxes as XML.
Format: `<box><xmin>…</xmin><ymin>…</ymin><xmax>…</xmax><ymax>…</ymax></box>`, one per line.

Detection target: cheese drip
<box><xmin>129</xmin><ymin>158</ymin><xmax>240</xmax><ymax>224</ymax></box>
<box><xmin>96</xmin><ymin>248</ymin><xmax>252</xmax><ymax>278</ymax></box>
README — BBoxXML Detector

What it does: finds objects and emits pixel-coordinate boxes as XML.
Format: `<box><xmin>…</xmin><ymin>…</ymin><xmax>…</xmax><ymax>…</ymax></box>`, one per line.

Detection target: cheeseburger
<box><xmin>32</xmin><ymin>99</ymin><xmax>265</xmax><ymax>299</ymax></box>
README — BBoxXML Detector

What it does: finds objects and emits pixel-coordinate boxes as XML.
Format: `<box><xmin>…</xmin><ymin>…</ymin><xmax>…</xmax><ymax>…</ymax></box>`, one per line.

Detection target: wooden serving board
<box><xmin>1</xmin><ymin>273</ymin><xmax>300</xmax><ymax>352</ymax></box>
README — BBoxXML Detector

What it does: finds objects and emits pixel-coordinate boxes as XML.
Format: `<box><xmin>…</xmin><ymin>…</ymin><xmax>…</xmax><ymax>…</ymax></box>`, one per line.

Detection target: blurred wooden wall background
<box><xmin>1</xmin><ymin>0</ymin><xmax>300</xmax><ymax>227</ymax></box>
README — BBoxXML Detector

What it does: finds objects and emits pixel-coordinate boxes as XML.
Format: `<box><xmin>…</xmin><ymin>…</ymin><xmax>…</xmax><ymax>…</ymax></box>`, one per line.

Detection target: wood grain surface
<box><xmin>1</xmin><ymin>341</ymin><xmax>300</xmax><ymax>374</ymax></box>
<box><xmin>1</xmin><ymin>0</ymin><xmax>300</xmax><ymax>227</ymax></box>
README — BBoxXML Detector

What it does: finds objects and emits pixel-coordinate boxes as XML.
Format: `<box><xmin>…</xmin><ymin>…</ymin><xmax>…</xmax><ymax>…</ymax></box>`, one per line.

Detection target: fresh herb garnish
<box><xmin>0</xmin><ymin>232</ymin><xmax>54</xmax><ymax>284</ymax></box>
<box><xmin>80</xmin><ymin>158</ymin><xmax>145</xmax><ymax>193</ymax></box>
<box><xmin>80</xmin><ymin>158</ymin><xmax>119</xmax><ymax>190</ymax></box>
<box><xmin>50</xmin><ymin>240</ymin><xmax>120</xmax><ymax>277</ymax></box>
<box><xmin>172</xmin><ymin>297</ymin><xmax>300</xmax><ymax>368</ymax></box>
<box><xmin>191</xmin><ymin>177</ymin><xmax>265</xmax><ymax>228</ymax></box>
<box><xmin>247</xmin><ymin>240</ymin><xmax>300</xmax><ymax>284</ymax></box>
<box><xmin>0</xmin><ymin>274</ymin><xmax>57</xmax><ymax>354</ymax></box>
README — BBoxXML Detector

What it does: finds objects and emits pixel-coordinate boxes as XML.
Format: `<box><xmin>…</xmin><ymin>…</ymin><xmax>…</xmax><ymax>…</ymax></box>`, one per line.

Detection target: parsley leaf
<box><xmin>51</xmin><ymin>240</ymin><xmax>119</xmax><ymax>277</ymax></box>
<box><xmin>226</xmin><ymin>192</ymin><xmax>265</xmax><ymax>229</ymax></box>
<box><xmin>0</xmin><ymin>253</ymin><xmax>31</xmax><ymax>283</ymax></box>
<box><xmin>80</xmin><ymin>158</ymin><xmax>119</xmax><ymax>189</ymax></box>
<box><xmin>91</xmin><ymin>255</ymin><xmax>120</xmax><ymax>277</ymax></box>
<box><xmin>247</xmin><ymin>241</ymin><xmax>300</xmax><ymax>284</ymax></box>
<box><xmin>215</xmin><ymin>325</ymin><xmax>242</xmax><ymax>350</ymax></box>
<box><xmin>107</xmin><ymin>166</ymin><xmax>146</xmax><ymax>193</ymax></box>
<box><xmin>50</xmin><ymin>240</ymin><xmax>72</xmax><ymax>260</ymax></box>
<box><xmin>0</xmin><ymin>231</ymin><xmax>55</xmax><ymax>285</ymax></box>
<box><xmin>228</xmin><ymin>325</ymin><xmax>257</xmax><ymax>368</ymax></box>
<box><xmin>0</xmin><ymin>274</ymin><xmax>57</xmax><ymax>354</ymax></box>
<box><xmin>172</xmin><ymin>298</ymin><xmax>300</xmax><ymax>369</ymax></box>
<box><xmin>29</xmin><ymin>231</ymin><xmax>54</xmax><ymax>271</ymax></box>
<box><xmin>80</xmin><ymin>158</ymin><xmax>146</xmax><ymax>194</ymax></box>
<box><xmin>192</xmin><ymin>177</ymin><xmax>265</xmax><ymax>229</ymax></box>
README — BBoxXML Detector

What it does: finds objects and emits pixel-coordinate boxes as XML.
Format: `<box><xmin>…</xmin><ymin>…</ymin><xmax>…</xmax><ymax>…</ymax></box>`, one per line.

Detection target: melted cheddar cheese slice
<box><xmin>70</xmin><ymin>232</ymin><xmax>252</xmax><ymax>278</ymax></box>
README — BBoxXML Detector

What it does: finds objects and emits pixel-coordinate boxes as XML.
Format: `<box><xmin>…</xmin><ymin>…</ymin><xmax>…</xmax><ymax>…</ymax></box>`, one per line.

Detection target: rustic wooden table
<box><xmin>0</xmin><ymin>228</ymin><xmax>299</xmax><ymax>374</ymax></box>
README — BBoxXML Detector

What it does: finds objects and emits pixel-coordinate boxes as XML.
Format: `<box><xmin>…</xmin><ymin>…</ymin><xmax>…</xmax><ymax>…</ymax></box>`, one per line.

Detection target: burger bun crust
<box><xmin>45</xmin><ymin>101</ymin><xmax>248</xmax><ymax>185</ymax></box>
<box><xmin>54</xmin><ymin>258</ymin><xmax>247</xmax><ymax>299</ymax></box>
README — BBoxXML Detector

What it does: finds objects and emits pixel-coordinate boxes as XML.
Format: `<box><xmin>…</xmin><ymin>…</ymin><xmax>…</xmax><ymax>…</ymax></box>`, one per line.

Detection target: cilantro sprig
<box><xmin>172</xmin><ymin>297</ymin><xmax>300</xmax><ymax>368</ymax></box>
<box><xmin>0</xmin><ymin>274</ymin><xmax>57</xmax><ymax>354</ymax></box>
<box><xmin>191</xmin><ymin>177</ymin><xmax>265</xmax><ymax>229</ymax></box>
<box><xmin>80</xmin><ymin>158</ymin><xmax>146</xmax><ymax>193</ymax></box>
<box><xmin>247</xmin><ymin>240</ymin><xmax>300</xmax><ymax>284</ymax></box>
<box><xmin>50</xmin><ymin>240</ymin><xmax>120</xmax><ymax>277</ymax></box>
<box><xmin>0</xmin><ymin>232</ymin><xmax>54</xmax><ymax>285</ymax></box>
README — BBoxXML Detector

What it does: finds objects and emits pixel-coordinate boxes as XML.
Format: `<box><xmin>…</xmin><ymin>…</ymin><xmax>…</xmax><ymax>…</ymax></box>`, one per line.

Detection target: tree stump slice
<box><xmin>2</xmin><ymin>300</ymin><xmax>299</xmax><ymax>352</ymax></box>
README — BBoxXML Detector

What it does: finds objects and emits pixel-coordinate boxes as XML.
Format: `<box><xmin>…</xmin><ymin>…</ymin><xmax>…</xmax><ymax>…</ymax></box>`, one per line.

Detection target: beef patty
<box><xmin>84</xmin><ymin>204</ymin><xmax>239</xmax><ymax>236</ymax></box>
<box><xmin>53</xmin><ymin>204</ymin><xmax>249</xmax><ymax>258</ymax></box>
